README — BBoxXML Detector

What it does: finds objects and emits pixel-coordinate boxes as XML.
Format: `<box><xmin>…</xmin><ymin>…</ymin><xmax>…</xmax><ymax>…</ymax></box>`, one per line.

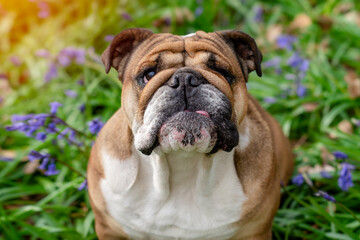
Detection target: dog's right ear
<box><xmin>102</xmin><ymin>28</ymin><xmax>153</xmax><ymax>76</ymax></box>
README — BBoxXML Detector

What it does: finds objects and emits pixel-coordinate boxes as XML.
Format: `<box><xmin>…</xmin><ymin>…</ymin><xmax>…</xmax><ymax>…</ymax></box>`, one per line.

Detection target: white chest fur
<box><xmin>100</xmin><ymin>148</ymin><xmax>246</xmax><ymax>240</ymax></box>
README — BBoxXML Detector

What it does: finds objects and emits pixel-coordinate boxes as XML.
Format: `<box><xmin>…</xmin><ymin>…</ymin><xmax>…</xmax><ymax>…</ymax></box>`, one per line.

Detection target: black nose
<box><xmin>166</xmin><ymin>70</ymin><xmax>205</xmax><ymax>89</ymax></box>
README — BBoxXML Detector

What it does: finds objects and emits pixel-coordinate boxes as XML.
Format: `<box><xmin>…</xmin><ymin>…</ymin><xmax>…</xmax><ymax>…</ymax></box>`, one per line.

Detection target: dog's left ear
<box><xmin>217</xmin><ymin>30</ymin><xmax>262</xmax><ymax>78</ymax></box>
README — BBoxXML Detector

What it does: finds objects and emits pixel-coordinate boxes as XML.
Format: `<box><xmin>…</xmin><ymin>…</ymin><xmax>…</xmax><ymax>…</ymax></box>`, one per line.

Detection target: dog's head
<box><xmin>102</xmin><ymin>28</ymin><xmax>262</xmax><ymax>155</ymax></box>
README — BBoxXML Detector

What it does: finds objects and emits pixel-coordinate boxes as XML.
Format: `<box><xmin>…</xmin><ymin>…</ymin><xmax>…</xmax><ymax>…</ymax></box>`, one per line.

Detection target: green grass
<box><xmin>1</xmin><ymin>0</ymin><xmax>360</xmax><ymax>239</ymax></box>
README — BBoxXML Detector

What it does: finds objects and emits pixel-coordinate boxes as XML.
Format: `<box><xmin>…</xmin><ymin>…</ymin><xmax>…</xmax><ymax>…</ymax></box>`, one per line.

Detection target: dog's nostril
<box><xmin>186</xmin><ymin>75</ymin><xmax>201</xmax><ymax>87</ymax></box>
<box><xmin>168</xmin><ymin>76</ymin><xmax>180</xmax><ymax>88</ymax></box>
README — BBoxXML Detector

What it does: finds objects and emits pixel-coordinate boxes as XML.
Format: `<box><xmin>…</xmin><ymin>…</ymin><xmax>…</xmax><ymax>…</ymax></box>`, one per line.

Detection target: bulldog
<box><xmin>87</xmin><ymin>28</ymin><xmax>294</xmax><ymax>240</ymax></box>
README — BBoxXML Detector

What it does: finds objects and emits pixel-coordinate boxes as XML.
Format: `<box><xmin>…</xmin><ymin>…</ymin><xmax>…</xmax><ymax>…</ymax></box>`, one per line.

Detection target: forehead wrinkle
<box><xmin>184</xmin><ymin>32</ymin><xmax>238</xmax><ymax>72</ymax></box>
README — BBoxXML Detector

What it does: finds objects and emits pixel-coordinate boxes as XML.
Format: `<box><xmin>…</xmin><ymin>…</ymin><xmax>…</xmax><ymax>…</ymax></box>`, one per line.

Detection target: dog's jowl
<box><xmin>87</xmin><ymin>28</ymin><xmax>294</xmax><ymax>240</ymax></box>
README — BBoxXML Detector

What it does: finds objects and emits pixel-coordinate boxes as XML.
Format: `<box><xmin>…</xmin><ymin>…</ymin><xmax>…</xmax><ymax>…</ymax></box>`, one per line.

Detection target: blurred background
<box><xmin>0</xmin><ymin>0</ymin><xmax>360</xmax><ymax>239</ymax></box>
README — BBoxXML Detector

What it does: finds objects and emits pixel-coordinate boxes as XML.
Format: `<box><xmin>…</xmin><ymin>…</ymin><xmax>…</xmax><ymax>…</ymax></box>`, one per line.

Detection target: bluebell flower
<box><xmin>44</xmin><ymin>62</ymin><xmax>58</xmax><ymax>82</ymax></box>
<box><xmin>195</xmin><ymin>7</ymin><xmax>203</xmax><ymax>17</ymax></box>
<box><xmin>77</xmin><ymin>79</ymin><xmax>84</xmax><ymax>86</ymax></box>
<box><xmin>46</xmin><ymin>122</ymin><xmax>57</xmax><ymax>134</ymax></box>
<box><xmin>35</xmin><ymin>132</ymin><xmax>47</xmax><ymax>141</ymax></box>
<box><xmin>78</xmin><ymin>179</ymin><xmax>88</xmax><ymax>191</ymax></box>
<box><xmin>28</xmin><ymin>150</ymin><xmax>49</xmax><ymax>162</ymax></box>
<box><xmin>320</xmin><ymin>171</ymin><xmax>332</xmax><ymax>179</ymax></box>
<box><xmin>57</xmin><ymin>47</ymin><xmax>86</xmax><ymax>66</ymax></box>
<box><xmin>64</xmin><ymin>89</ymin><xmax>77</xmax><ymax>98</ymax></box>
<box><xmin>292</xmin><ymin>173</ymin><xmax>304</xmax><ymax>186</ymax></box>
<box><xmin>38</xmin><ymin>157</ymin><xmax>50</xmax><ymax>170</ymax></box>
<box><xmin>10</xmin><ymin>55</ymin><xmax>22</xmax><ymax>66</ymax></box>
<box><xmin>11</xmin><ymin>114</ymin><xmax>35</xmax><ymax>123</ymax></box>
<box><xmin>88</xmin><ymin>119</ymin><xmax>104</xmax><ymax>135</ymax></box>
<box><xmin>332</xmin><ymin>151</ymin><xmax>348</xmax><ymax>160</ymax></box>
<box><xmin>35</xmin><ymin>49</ymin><xmax>50</xmax><ymax>58</ymax></box>
<box><xmin>263</xmin><ymin>97</ymin><xmax>277</xmax><ymax>104</ymax></box>
<box><xmin>5</xmin><ymin>122</ymin><xmax>28</xmax><ymax>131</ymax></box>
<box><xmin>57</xmin><ymin>127</ymin><xmax>70</xmax><ymax>140</ymax></box>
<box><xmin>253</xmin><ymin>6</ymin><xmax>263</xmax><ymax>22</ymax></box>
<box><xmin>49</xmin><ymin>102</ymin><xmax>63</xmax><ymax>115</ymax></box>
<box><xmin>104</xmin><ymin>35</ymin><xmax>114</xmax><ymax>42</ymax></box>
<box><xmin>287</xmin><ymin>52</ymin><xmax>304</xmax><ymax>68</ymax></box>
<box><xmin>277</xmin><ymin>35</ymin><xmax>297</xmax><ymax>50</ymax></box>
<box><xmin>0</xmin><ymin>156</ymin><xmax>13</xmax><ymax>162</ymax></box>
<box><xmin>78</xmin><ymin>104</ymin><xmax>85</xmax><ymax>113</ymax></box>
<box><xmin>69</xmin><ymin>129</ymin><xmax>76</xmax><ymax>142</ymax></box>
<box><xmin>122</xmin><ymin>12</ymin><xmax>132</xmax><ymax>21</ymax></box>
<box><xmin>37</xmin><ymin>1</ymin><xmax>50</xmax><ymax>19</ymax></box>
<box><xmin>263</xmin><ymin>57</ymin><xmax>281</xmax><ymax>69</ymax></box>
<box><xmin>338</xmin><ymin>162</ymin><xmax>355</xmax><ymax>192</ymax></box>
<box><xmin>44</xmin><ymin>160</ymin><xmax>60</xmax><ymax>176</ymax></box>
<box><xmin>296</xmin><ymin>84</ymin><xmax>307</xmax><ymax>98</ymax></box>
<box><xmin>315</xmin><ymin>190</ymin><xmax>336</xmax><ymax>203</ymax></box>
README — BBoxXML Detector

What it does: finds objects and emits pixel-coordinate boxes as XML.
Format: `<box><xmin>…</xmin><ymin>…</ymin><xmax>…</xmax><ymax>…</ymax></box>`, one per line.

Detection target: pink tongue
<box><xmin>195</xmin><ymin>110</ymin><xmax>210</xmax><ymax>118</ymax></box>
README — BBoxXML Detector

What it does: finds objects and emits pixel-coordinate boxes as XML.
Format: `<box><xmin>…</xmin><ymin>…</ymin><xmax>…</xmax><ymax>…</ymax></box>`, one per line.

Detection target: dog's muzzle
<box><xmin>134</xmin><ymin>68</ymin><xmax>239</xmax><ymax>155</ymax></box>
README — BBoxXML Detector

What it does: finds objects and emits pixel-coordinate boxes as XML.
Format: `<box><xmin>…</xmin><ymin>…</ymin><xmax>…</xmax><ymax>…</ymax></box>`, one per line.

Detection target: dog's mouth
<box><xmin>134</xmin><ymin>84</ymin><xmax>239</xmax><ymax>155</ymax></box>
<box><xmin>157</xmin><ymin>110</ymin><xmax>217</xmax><ymax>154</ymax></box>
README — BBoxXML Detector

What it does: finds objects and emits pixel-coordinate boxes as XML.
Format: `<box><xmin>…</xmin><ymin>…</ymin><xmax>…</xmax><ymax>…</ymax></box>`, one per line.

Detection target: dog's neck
<box><xmin>147</xmin><ymin>149</ymin><xmax>233</xmax><ymax>201</ymax></box>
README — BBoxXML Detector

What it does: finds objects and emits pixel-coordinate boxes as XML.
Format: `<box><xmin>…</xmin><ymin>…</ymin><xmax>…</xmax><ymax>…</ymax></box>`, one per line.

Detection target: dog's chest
<box><xmin>100</xmin><ymin>149</ymin><xmax>246</xmax><ymax>239</ymax></box>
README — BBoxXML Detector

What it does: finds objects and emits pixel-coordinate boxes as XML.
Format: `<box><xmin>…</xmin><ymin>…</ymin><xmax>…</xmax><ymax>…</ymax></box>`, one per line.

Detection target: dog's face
<box><xmin>102</xmin><ymin>29</ymin><xmax>262</xmax><ymax>155</ymax></box>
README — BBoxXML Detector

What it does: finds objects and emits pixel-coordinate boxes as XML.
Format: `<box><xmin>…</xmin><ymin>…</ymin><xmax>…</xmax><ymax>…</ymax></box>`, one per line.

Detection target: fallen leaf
<box><xmin>303</xmin><ymin>102</ymin><xmax>319</xmax><ymax>112</ymax></box>
<box><xmin>23</xmin><ymin>160</ymin><xmax>39</xmax><ymax>174</ymax></box>
<box><xmin>321</xmin><ymin>147</ymin><xmax>335</xmax><ymax>164</ymax></box>
<box><xmin>338</xmin><ymin>120</ymin><xmax>353</xmax><ymax>134</ymax></box>
<box><xmin>266</xmin><ymin>24</ymin><xmax>282</xmax><ymax>43</ymax></box>
<box><xmin>289</xmin><ymin>13</ymin><xmax>312</xmax><ymax>31</ymax></box>
<box><xmin>344</xmin><ymin>70</ymin><xmax>360</xmax><ymax>99</ymax></box>
<box><xmin>316</xmin><ymin>16</ymin><xmax>333</xmax><ymax>31</ymax></box>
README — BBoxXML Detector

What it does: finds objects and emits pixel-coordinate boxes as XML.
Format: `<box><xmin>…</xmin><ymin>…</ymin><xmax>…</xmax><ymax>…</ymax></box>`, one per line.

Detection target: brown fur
<box><xmin>87</xmin><ymin>29</ymin><xmax>294</xmax><ymax>239</ymax></box>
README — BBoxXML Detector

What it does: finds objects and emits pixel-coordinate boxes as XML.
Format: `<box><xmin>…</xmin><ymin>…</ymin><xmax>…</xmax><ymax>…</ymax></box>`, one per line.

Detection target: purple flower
<box><xmin>87</xmin><ymin>119</ymin><xmax>104</xmax><ymax>135</ymax></box>
<box><xmin>263</xmin><ymin>97</ymin><xmax>277</xmax><ymax>104</ymax></box>
<box><xmin>77</xmin><ymin>79</ymin><xmax>84</xmax><ymax>86</ymax></box>
<box><xmin>57</xmin><ymin>47</ymin><xmax>86</xmax><ymax>66</ymax></box>
<box><xmin>11</xmin><ymin>114</ymin><xmax>35</xmax><ymax>123</ymax></box>
<box><xmin>69</xmin><ymin>129</ymin><xmax>76</xmax><ymax>142</ymax></box>
<box><xmin>78</xmin><ymin>104</ymin><xmax>85</xmax><ymax>113</ymax></box>
<box><xmin>333</xmin><ymin>151</ymin><xmax>348</xmax><ymax>160</ymax></box>
<box><xmin>315</xmin><ymin>190</ymin><xmax>336</xmax><ymax>203</ymax></box>
<box><xmin>104</xmin><ymin>35</ymin><xmax>114</xmax><ymax>42</ymax></box>
<box><xmin>287</xmin><ymin>52</ymin><xmax>304</xmax><ymax>68</ymax></box>
<box><xmin>38</xmin><ymin>157</ymin><xmax>50</xmax><ymax>170</ymax></box>
<box><xmin>195</xmin><ymin>7</ymin><xmax>203</xmax><ymax>16</ymax></box>
<box><xmin>28</xmin><ymin>150</ymin><xmax>48</xmax><ymax>162</ymax></box>
<box><xmin>64</xmin><ymin>89</ymin><xmax>77</xmax><ymax>98</ymax></box>
<box><xmin>299</xmin><ymin>59</ymin><xmax>309</xmax><ymax>73</ymax></box>
<box><xmin>277</xmin><ymin>35</ymin><xmax>297</xmax><ymax>50</ymax></box>
<box><xmin>320</xmin><ymin>171</ymin><xmax>332</xmax><ymax>179</ymax></box>
<box><xmin>263</xmin><ymin>57</ymin><xmax>281</xmax><ymax>68</ymax></box>
<box><xmin>338</xmin><ymin>162</ymin><xmax>355</xmax><ymax>192</ymax></box>
<box><xmin>49</xmin><ymin>102</ymin><xmax>62</xmax><ymax>115</ymax></box>
<box><xmin>37</xmin><ymin>1</ymin><xmax>50</xmax><ymax>18</ymax></box>
<box><xmin>78</xmin><ymin>179</ymin><xmax>88</xmax><ymax>191</ymax></box>
<box><xmin>35</xmin><ymin>49</ymin><xmax>50</xmax><ymax>58</ymax></box>
<box><xmin>292</xmin><ymin>173</ymin><xmax>304</xmax><ymax>186</ymax></box>
<box><xmin>10</xmin><ymin>55</ymin><xmax>22</xmax><ymax>66</ymax></box>
<box><xmin>0</xmin><ymin>73</ymin><xmax>8</xmax><ymax>80</ymax></box>
<box><xmin>352</xmin><ymin>119</ymin><xmax>360</xmax><ymax>127</ymax></box>
<box><xmin>44</xmin><ymin>161</ymin><xmax>60</xmax><ymax>176</ymax></box>
<box><xmin>35</xmin><ymin>132</ymin><xmax>47</xmax><ymax>141</ymax></box>
<box><xmin>0</xmin><ymin>156</ymin><xmax>13</xmax><ymax>162</ymax></box>
<box><xmin>57</xmin><ymin>127</ymin><xmax>70</xmax><ymax>140</ymax></box>
<box><xmin>5</xmin><ymin>122</ymin><xmax>28</xmax><ymax>132</ymax></box>
<box><xmin>253</xmin><ymin>6</ymin><xmax>263</xmax><ymax>22</ymax></box>
<box><xmin>44</xmin><ymin>63</ymin><xmax>58</xmax><ymax>82</ymax></box>
<box><xmin>296</xmin><ymin>84</ymin><xmax>307</xmax><ymax>98</ymax></box>
<box><xmin>122</xmin><ymin>12</ymin><xmax>132</xmax><ymax>21</ymax></box>
<box><xmin>46</xmin><ymin>123</ymin><xmax>57</xmax><ymax>133</ymax></box>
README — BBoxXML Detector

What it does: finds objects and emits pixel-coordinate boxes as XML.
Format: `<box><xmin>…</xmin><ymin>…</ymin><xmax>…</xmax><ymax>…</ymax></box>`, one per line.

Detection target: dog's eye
<box><xmin>142</xmin><ymin>70</ymin><xmax>156</xmax><ymax>84</ymax></box>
